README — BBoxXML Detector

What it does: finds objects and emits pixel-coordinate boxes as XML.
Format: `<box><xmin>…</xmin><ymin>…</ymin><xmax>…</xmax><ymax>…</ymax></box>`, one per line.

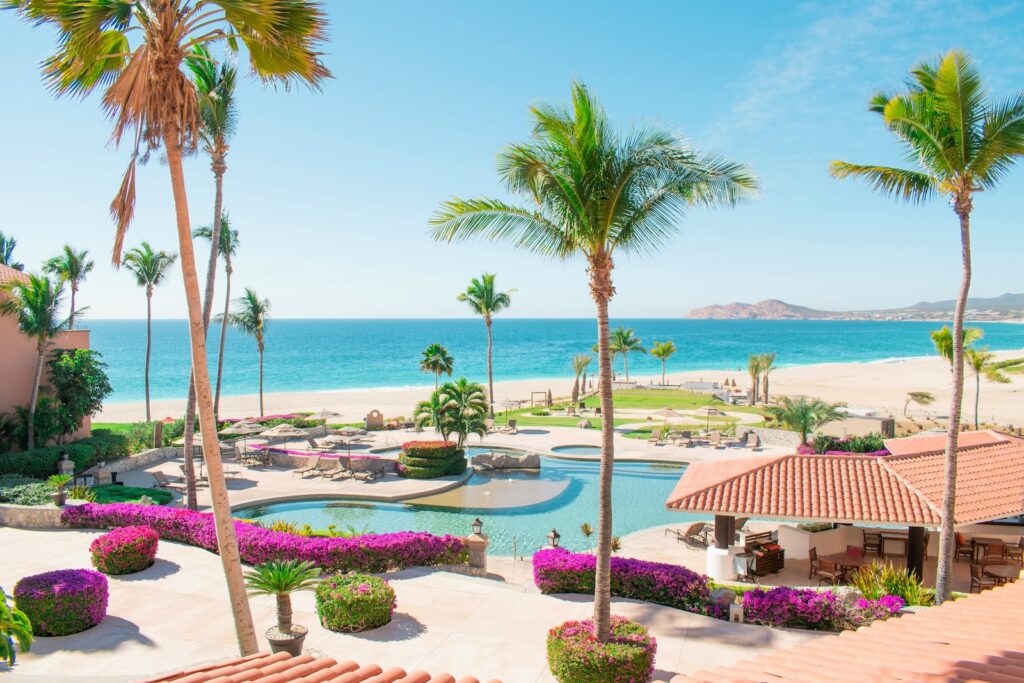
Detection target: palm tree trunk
<box><xmin>486</xmin><ymin>317</ymin><xmax>495</xmax><ymax>419</ymax></box>
<box><xmin>181</xmin><ymin>384</ymin><xmax>200</xmax><ymax>510</ymax></box>
<box><xmin>661</xmin><ymin>359</ymin><xmax>666</xmax><ymax>385</ymax></box>
<box><xmin>144</xmin><ymin>290</ymin><xmax>153</xmax><ymax>422</ymax></box>
<box><xmin>571</xmin><ymin>376</ymin><xmax>580</xmax><ymax>406</ymax></box>
<box><xmin>69</xmin><ymin>283</ymin><xmax>77</xmax><ymax>330</ymax></box>
<box><xmin>622</xmin><ymin>352</ymin><xmax>629</xmax><ymax>382</ymax></box>
<box><xmin>589</xmin><ymin>255</ymin><xmax>615</xmax><ymax>643</ymax></box>
<box><xmin>27</xmin><ymin>341</ymin><xmax>45</xmax><ymax>450</ymax></box>
<box><xmin>935</xmin><ymin>203</ymin><xmax>972</xmax><ymax>605</ymax></box>
<box><xmin>164</xmin><ymin>126</ymin><xmax>258</xmax><ymax>655</ymax></box>
<box><xmin>258</xmin><ymin>344</ymin><xmax>264</xmax><ymax>416</ymax></box>
<box><xmin>214</xmin><ymin>258</ymin><xmax>231</xmax><ymax>416</ymax></box>
<box><xmin>974</xmin><ymin>373</ymin><xmax>980</xmax><ymax>431</ymax></box>
<box><xmin>762</xmin><ymin>373</ymin><xmax>769</xmax><ymax>404</ymax></box>
<box><xmin>276</xmin><ymin>594</ymin><xmax>292</xmax><ymax>633</ymax></box>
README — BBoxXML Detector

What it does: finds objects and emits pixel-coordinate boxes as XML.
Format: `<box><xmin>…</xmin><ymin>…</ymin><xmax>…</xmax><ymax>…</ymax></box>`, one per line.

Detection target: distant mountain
<box><xmin>687</xmin><ymin>294</ymin><xmax>1024</xmax><ymax>321</ymax></box>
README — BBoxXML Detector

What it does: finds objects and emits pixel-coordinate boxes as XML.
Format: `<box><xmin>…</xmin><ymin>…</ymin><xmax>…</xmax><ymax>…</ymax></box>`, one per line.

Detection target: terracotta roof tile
<box><xmin>884</xmin><ymin>429</ymin><xmax>1010</xmax><ymax>456</ymax></box>
<box><xmin>666</xmin><ymin>436</ymin><xmax>1024</xmax><ymax>526</ymax></box>
<box><xmin>138</xmin><ymin>653</ymin><xmax>500</xmax><ymax>683</ymax></box>
<box><xmin>0</xmin><ymin>263</ymin><xmax>29</xmax><ymax>288</ymax></box>
<box><xmin>676</xmin><ymin>577</ymin><xmax>1024</xmax><ymax>682</ymax></box>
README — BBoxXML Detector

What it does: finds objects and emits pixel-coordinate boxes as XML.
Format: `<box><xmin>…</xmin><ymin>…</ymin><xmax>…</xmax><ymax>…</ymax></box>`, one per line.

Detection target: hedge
<box><xmin>316</xmin><ymin>573</ymin><xmax>396</xmax><ymax>632</ymax></box>
<box><xmin>14</xmin><ymin>569</ymin><xmax>108</xmax><ymax>636</ymax></box>
<box><xmin>547</xmin><ymin>616</ymin><xmax>656</xmax><ymax>683</ymax></box>
<box><xmin>62</xmin><ymin>503</ymin><xmax>469</xmax><ymax>573</ymax></box>
<box><xmin>90</xmin><ymin>526</ymin><xmax>159</xmax><ymax>575</ymax></box>
<box><xmin>397</xmin><ymin>440</ymin><xmax>466</xmax><ymax>479</ymax></box>
<box><xmin>0</xmin><ymin>444</ymin><xmax>95</xmax><ymax>478</ymax></box>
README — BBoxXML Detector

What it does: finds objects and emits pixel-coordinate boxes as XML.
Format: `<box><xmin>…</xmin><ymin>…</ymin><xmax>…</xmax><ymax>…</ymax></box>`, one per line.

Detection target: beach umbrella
<box><xmin>694</xmin><ymin>406</ymin><xmax>725</xmax><ymax>431</ymax></box>
<box><xmin>259</xmin><ymin>423</ymin><xmax>309</xmax><ymax>444</ymax></box>
<box><xmin>651</xmin><ymin>407</ymin><xmax>686</xmax><ymax>420</ymax></box>
<box><xmin>220</xmin><ymin>421</ymin><xmax>265</xmax><ymax>452</ymax></box>
<box><xmin>547</xmin><ymin>389</ymin><xmax>553</xmax><ymax>407</ymax></box>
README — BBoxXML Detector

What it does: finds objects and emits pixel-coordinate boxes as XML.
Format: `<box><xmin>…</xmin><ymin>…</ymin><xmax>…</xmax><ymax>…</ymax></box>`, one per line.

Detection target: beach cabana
<box><xmin>665</xmin><ymin>430</ymin><xmax>1024</xmax><ymax>581</ymax></box>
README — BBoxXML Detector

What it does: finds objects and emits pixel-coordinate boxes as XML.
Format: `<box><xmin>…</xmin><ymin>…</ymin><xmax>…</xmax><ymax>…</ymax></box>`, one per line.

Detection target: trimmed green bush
<box><xmin>316</xmin><ymin>573</ymin><xmax>396</xmax><ymax>632</ymax></box>
<box><xmin>397</xmin><ymin>440</ymin><xmax>466</xmax><ymax>479</ymax></box>
<box><xmin>0</xmin><ymin>444</ymin><xmax>95</xmax><ymax>478</ymax></box>
<box><xmin>547</xmin><ymin>616</ymin><xmax>656</xmax><ymax>683</ymax></box>
<box><xmin>77</xmin><ymin>431</ymin><xmax>131</xmax><ymax>459</ymax></box>
<box><xmin>92</xmin><ymin>485</ymin><xmax>172</xmax><ymax>506</ymax></box>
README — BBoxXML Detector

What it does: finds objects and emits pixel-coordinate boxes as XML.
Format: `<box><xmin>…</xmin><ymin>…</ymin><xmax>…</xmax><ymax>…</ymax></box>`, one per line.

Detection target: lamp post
<box><xmin>466</xmin><ymin>518</ymin><xmax>488</xmax><ymax>576</ymax></box>
<box><xmin>471</xmin><ymin>517</ymin><xmax>483</xmax><ymax>535</ymax></box>
<box><xmin>547</xmin><ymin>528</ymin><xmax>561</xmax><ymax>548</ymax></box>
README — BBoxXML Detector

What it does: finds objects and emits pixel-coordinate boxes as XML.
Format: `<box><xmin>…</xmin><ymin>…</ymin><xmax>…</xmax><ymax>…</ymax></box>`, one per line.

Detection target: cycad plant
<box><xmin>0</xmin><ymin>274</ymin><xmax>70</xmax><ymax>449</ymax></box>
<box><xmin>244</xmin><ymin>560</ymin><xmax>320</xmax><ymax>651</ymax></box>
<box><xmin>831</xmin><ymin>50</ymin><xmax>1024</xmax><ymax>603</ymax></box>
<box><xmin>194</xmin><ymin>215</ymin><xmax>240</xmax><ymax>416</ymax></box>
<box><xmin>764</xmin><ymin>396</ymin><xmax>844</xmax><ymax>445</ymax></box>
<box><xmin>221</xmin><ymin>289</ymin><xmax>270</xmax><ymax>417</ymax></box>
<box><xmin>650</xmin><ymin>341</ymin><xmax>677</xmax><ymax>385</ymax></box>
<box><xmin>43</xmin><ymin>246</ymin><xmax>93</xmax><ymax>329</ymax></box>
<box><xmin>414</xmin><ymin>378</ymin><xmax>488</xmax><ymax>449</ymax></box>
<box><xmin>457</xmin><ymin>273</ymin><xmax>514</xmax><ymax>418</ymax></box>
<box><xmin>0</xmin><ymin>588</ymin><xmax>32</xmax><ymax>666</ymax></box>
<box><xmin>419</xmin><ymin>342</ymin><xmax>454</xmax><ymax>390</ymax></box>
<box><xmin>430</xmin><ymin>81</ymin><xmax>756</xmax><ymax>641</ymax></box>
<box><xmin>6</xmin><ymin>0</ymin><xmax>330</xmax><ymax>653</ymax></box>
<box><xmin>121</xmin><ymin>243</ymin><xmax>178</xmax><ymax>422</ymax></box>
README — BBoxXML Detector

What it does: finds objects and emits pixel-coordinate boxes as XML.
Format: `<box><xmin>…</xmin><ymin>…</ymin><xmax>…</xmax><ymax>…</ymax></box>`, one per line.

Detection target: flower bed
<box><xmin>90</xmin><ymin>525</ymin><xmax>159</xmax><ymax>575</ymax></box>
<box><xmin>315</xmin><ymin>573</ymin><xmax>396</xmax><ymax>632</ymax></box>
<box><xmin>547</xmin><ymin>615</ymin><xmax>656</xmax><ymax>683</ymax></box>
<box><xmin>397</xmin><ymin>440</ymin><xmax>466</xmax><ymax>479</ymax></box>
<box><xmin>742</xmin><ymin>586</ymin><xmax>904</xmax><ymax>631</ymax></box>
<box><xmin>14</xmin><ymin>569</ymin><xmax>108</xmax><ymax>636</ymax></box>
<box><xmin>63</xmin><ymin>503</ymin><xmax>468</xmax><ymax>573</ymax></box>
<box><xmin>533</xmin><ymin>548</ymin><xmax>715</xmax><ymax>616</ymax></box>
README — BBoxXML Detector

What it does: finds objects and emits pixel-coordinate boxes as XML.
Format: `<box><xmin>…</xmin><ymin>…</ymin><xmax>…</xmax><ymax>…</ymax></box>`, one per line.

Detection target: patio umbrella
<box><xmin>307</xmin><ymin>409</ymin><xmax>341</xmax><ymax>423</ymax></box>
<box><xmin>220</xmin><ymin>421</ymin><xmax>265</xmax><ymax>452</ymax></box>
<box><xmin>651</xmin><ymin>407</ymin><xmax>686</xmax><ymax>420</ymax></box>
<box><xmin>694</xmin><ymin>406</ymin><xmax>725</xmax><ymax>431</ymax></box>
<box><xmin>259</xmin><ymin>423</ymin><xmax>309</xmax><ymax>445</ymax></box>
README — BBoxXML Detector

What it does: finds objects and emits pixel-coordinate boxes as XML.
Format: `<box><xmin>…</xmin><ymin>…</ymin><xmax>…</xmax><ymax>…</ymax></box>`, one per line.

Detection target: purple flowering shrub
<box><xmin>743</xmin><ymin>586</ymin><xmax>904</xmax><ymax>631</ymax></box>
<box><xmin>533</xmin><ymin>548</ymin><xmax>715</xmax><ymax>616</ymax></box>
<box><xmin>547</xmin><ymin>615</ymin><xmax>657</xmax><ymax>683</ymax></box>
<box><xmin>90</xmin><ymin>525</ymin><xmax>159</xmax><ymax>575</ymax></box>
<box><xmin>315</xmin><ymin>573</ymin><xmax>395</xmax><ymax>632</ymax></box>
<box><xmin>63</xmin><ymin>504</ymin><xmax>468</xmax><ymax>573</ymax></box>
<box><xmin>14</xmin><ymin>569</ymin><xmax>108</xmax><ymax>636</ymax></box>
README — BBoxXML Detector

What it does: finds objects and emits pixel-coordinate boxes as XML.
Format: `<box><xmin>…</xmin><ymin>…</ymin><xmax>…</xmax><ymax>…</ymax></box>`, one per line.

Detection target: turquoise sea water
<box><xmin>234</xmin><ymin>456</ymin><xmax>693</xmax><ymax>556</ymax></box>
<box><xmin>87</xmin><ymin>318</ymin><xmax>1024</xmax><ymax>404</ymax></box>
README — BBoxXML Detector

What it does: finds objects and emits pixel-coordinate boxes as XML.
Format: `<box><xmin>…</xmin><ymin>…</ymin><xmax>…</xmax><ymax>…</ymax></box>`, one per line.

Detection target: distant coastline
<box><xmin>687</xmin><ymin>295</ymin><xmax>1024</xmax><ymax>322</ymax></box>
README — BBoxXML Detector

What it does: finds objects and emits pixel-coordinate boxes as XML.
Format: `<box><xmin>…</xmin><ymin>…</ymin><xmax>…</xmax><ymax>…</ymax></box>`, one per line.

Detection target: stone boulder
<box><xmin>576</xmin><ymin>419</ymin><xmax>594</xmax><ymax>429</ymax></box>
<box><xmin>471</xmin><ymin>451</ymin><xmax>541</xmax><ymax>471</ymax></box>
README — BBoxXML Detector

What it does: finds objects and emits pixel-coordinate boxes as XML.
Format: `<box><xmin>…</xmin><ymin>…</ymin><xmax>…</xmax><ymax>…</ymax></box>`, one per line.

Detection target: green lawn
<box><xmin>91</xmin><ymin>422</ymin><xmax>135</xmax><ymax>434</ymax></box>
<box><xmin>93</xmin><ymin>484</ymin><xmax>172</xmax><ymax>505</ymax></box>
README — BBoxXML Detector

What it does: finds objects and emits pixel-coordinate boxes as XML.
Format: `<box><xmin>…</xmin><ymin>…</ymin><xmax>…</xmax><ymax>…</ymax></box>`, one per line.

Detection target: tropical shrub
<box><xmin>62</xmin><ymin>504</ymin><xmax>468</xmax><ymax>573</ymax></box>
<box><xmin>315</xmin><ymin>573</ymin><xmax>395</xmax><ymax>632</ymax></box>
<box><xmin>742</xmin><ymin>586</ymin><xmax>904</xmax><ymax>631</ymax></box>
<box><xmin>0</xmin><ymin>477</ymin><xmax>52</xmax><ymax>506</ymax></box>
<box><xmin>67</xmin><ymin>484</ymin><xmax>96</xmax><ymax>502</ymax></box>
<box><xmin>78</xmin><ymin>430</ymin><xmax>132</xmax><ymax>459</ymax></box>
<box><xmin>412</xmin><ymin>379</ymin><xmax>488</xmax><ymax>449</ymax></box>
<box><xmin>47</xmin><ymin>350</ymin><xmax>113</xmax><ymax>441</ymax></box>
<box><xmin>0</xmin><ymin>443</ymin><xmax>96</xmax><ymax>478</ymax></box>
<box><xmin>0</xmin><ymin>587</ymin><xmax>32</xmax><ymax>666</ymax></box>
<box><xmin>533</xmin><ymin>548</ymin><xmax>715</xmax><ymax>616</ymax></box>
<box><xmin>90</xmin><ymin>526</ymin><xmax>159</xmax><ymax>575</ymax></box>
<box><xmin>244</xmin><ymin>560</ymin><xmax>321</xmax><ymax>637</ymax></box>
<box><xmin>13</xmin><ymin>569</ymin><xmax>108</xmax><ymax>636</ymax></box>
<box><xmin>848</xmin><ymin>561</ymin><xmax>933</xmax><ymax>606</ymax></box>
<box><xmin>547</xmin><ymin>615</ymin><xmax>656</xmax><ymax>683</ymax></box>
<box><xmin>809</xmin><ymin>433</ymin><xmax>888</xmax><ymax>456</ymax></box>
<box><xmin>397</xmin><ymin>440</ymin><xmax>466</xmax><ymax>479</ymax></box>
<box><xmin>12</xmin><ymin>398</ymin><xmax>64</xmax><ymax>450</ymax></box>
<box><xmin>120</xmin><ymin>422</ymin><xmax>156</xmax><ymax>453</ymax></box>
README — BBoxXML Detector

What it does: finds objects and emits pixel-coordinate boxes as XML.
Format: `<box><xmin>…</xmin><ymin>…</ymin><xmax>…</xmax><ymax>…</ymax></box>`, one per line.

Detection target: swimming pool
<box><xmin>550</xmin><ymin>445</ymin><xmax>603</xmax><ymax>456</ymax></box>
<box><xmin>234</xmin><ymin>457</ymin><xmax>696</xmax><ymax>555</ymax></box>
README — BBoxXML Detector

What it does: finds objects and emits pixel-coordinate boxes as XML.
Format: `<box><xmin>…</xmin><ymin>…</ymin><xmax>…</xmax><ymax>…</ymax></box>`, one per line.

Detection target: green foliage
<box><xmin>77</xmin><ymin>430</ymin><xmax>131</xmax><ymax>460</ymax></box>
<box><xmin>47</xmin><ymin>350</ymin><xmax>113</xmax><ymax>438</ymax></box>
<box><xmin>13</xmin><ymin>398</ymin><xmax>64</xmax><ymax>449</ymax></box>
<box><xmin>457</xmin><ymin>273</ymin><xmax>514</xmax><ymax>317</ymax></box>
<box><xmin>848</xmin><ymin>561</ymin><xmax>933</xmax><ymax>606</ymax></box>
<box><xmin>0</xmin><ymin>414</ymin><xmax>15</xmax><ymax>453</ymax></box>
<box><xmin>811</xmin><ymin>433</ymin><xmax>886</xmax><ymax>454</ymax></box>
<box><xmin>223</xmin><ymin>288</ymin><xmax>270</xmax><ymax>353</ymax></box>
<box><xmin>47</xmin><ymin>474</ymin><xmax>72</xmax><ymax>490</ymax></box>
<box><xmin>0</xmin><ymin>587</ymin><xmax>32</xmax><ymax>666</ymax></box>
<box><xmin>92</xmin><ymin>485</ymin><xmax>171</xmax><ymax>506</ymax></box>
<box><xmin>765</xmin><ymin>396</ymin><xmax>845</xmax><ymax>445</ymax></box>
<box><xmin>931</xmin><ymin>326</ymin><xmax>983</xmax><ymax>363</ymax></box>
<box><xmin>0</xmin><ymin>443</ymin><xmax>95</xmax><ymax>478</ymax></box>
<box><xmin>547</xmin><ymin>617</ymin><xmax>656</xmax><ymax>683</ymax></box>
<box><xmin>315</xmin><ymin>573</ymin><xmax>395</xmax><ymax>633</ymax></box>
<box><xmin>0</xmin><ymin>231</ymin><xmax>24</xmax><ymax>271</ymax></box>
<box><xmin>418</xmin><ymin>378</ymin><xmax>488</xmax><ymax>449</ymax></box>
<box><xmin>244</xmin><ymin>560</ymin><xmax>321</xmax><ymax>597</ymax></box>
<box><xmin>67</xmin><ymin>485</ymin><xmax>96</xmax><ymax>502</ymax></box>
<box><xmin>419</xmin><ymin>342</ymin><xmax>454</xmax><ymax>384</ymax></box>
<box><xmin>0</xmin><ymin>477</ymin><xmax>52</xmax><ymax>506</ymax></box>
<box><xmin>397</xmin><ymin>440</ymin><xmax>467</xmax><ymax>479</ymax></box>
<box><xmin>120</xmin><ymin>422</ymin><xmax>155</xmax><ymax>453</ymax></box>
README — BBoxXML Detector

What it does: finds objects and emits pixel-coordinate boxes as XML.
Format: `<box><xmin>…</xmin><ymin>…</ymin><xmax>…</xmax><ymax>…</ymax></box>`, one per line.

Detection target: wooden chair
<box><xmin>808</xmin><ymin>547</ymin><xmax>820</xmax><ymax>580</ymax></box>
<box><xmin>862</xmin><ymin>530</ymin><xmax>882</xmax><ymax>556</ymax></box>
<box><xmin>665</xmin><ymin>522</ymin><xmax>710</xmax><ymax>548</ymax></box>
<box><xmin>735</xmin><ymin>517</ymin><xmax>750</xmax><ymax>532</ymax></box>
<box><xmin>817</xmin><ymin>558</ymin><xmax>845</xmax><ymax>586</ymax></box>
<box><xmin>1006</xmin><ymin>537</ymin><xmax>1024</xmax><ymax>566</ymax></box>
<box><xmin>846</xmin><ymin>545</ymin><xmax>864</xmax><ymax>557</ymax></box>
<box><xmin>970</xmin><ymin>563</ymin><xmax>1000</xmax><ymax>593</ymax></box>
<box><xmin>982</xmin><ymin>543</ymin><xmax>1008</xmax><ymax>566</ymax></box>
<box><xmin>292</xmin><ymin>455</ymin><xmax>322</xmax><ymax>478</ymax></box>
<box><xmin>954</xmin><ymin>532</ymin><xmax>974</xmax><ymax>562</ymax></box>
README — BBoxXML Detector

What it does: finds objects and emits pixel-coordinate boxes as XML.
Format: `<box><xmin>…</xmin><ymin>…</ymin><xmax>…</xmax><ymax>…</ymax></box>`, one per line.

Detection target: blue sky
<box><xmin>2</xmin><ymin>0</ymin><xmax>1023</xmax><ymax>319</ymax></box>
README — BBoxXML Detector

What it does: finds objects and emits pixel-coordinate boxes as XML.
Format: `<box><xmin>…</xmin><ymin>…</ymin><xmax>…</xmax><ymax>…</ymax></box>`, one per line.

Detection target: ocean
<box><xmin>84</xmin><ymin>319</ymin><xmax>1024</xmax><ymax>404</ymax></box>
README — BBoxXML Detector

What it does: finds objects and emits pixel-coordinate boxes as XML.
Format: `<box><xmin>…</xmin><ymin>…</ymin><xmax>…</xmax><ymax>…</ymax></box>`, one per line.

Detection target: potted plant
<box><xmin>243</xmin><ymin>559</ymin><xmax>321</xmax><ymax>656</ymax></box>
<box><xmin>47</xmin><ymin>474</ymin><xmax>72</xmax><ymax>507</ymax></box>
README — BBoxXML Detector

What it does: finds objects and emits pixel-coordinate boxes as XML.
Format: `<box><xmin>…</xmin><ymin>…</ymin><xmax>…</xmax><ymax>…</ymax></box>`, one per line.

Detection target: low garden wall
<box><xmin>746</xmin><ymin>427</ymin><xmax>801</xmax><ymax>448</ymax></box>
<box><xmin>0</xmin><ymin>503</ymin><xmax>65</xmax><ymax>529</ymax></box>
<box><xmin>95</xmin><ymin>447</ymin><xmax>180</xmax><ymax>475</ymax></box>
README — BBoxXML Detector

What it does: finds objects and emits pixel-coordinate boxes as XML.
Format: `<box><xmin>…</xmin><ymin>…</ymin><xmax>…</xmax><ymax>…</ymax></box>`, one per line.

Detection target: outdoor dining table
<box><xmin>821</xmin><ymin>552</ymin><xmax>873</xmax><ymax>572</ymax></box>
<box><xmin>983</xmin><ymin>564</ymin><xmax>1020</xmax><ymax>583</ymax></box>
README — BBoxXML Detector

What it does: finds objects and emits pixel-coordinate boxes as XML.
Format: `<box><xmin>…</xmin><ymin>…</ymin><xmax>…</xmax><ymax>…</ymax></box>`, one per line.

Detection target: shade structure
<box><xmin>259</xmin><ymin>423</ymin><xmax>309</xmax><ymax>439</ymax></box>
<box><xmin>307</xmin><ymin>409</ymin><xmax>341</xmax><ymax>422</ymax></box>
<box><xmin>651</xmin><ymin>407</ymin><xmax>686</xmax><ymax>419</ymax></box>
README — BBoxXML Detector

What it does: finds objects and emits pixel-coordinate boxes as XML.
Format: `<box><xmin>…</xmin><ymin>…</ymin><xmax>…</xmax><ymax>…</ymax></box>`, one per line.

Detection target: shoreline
<box><xmin>97</xmin><ymin>348</ymin><xmax>1024</xmax><ymax>424</ymax></box>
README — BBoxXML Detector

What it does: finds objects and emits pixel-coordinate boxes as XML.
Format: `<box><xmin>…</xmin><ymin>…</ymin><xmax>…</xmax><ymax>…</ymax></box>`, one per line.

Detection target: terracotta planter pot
<box><xmin>51</xmin><ymin>491</ymin><xmax>66</xmax><ymax>507</ymax></box>
<box><xmin>266</xmin><ymin>624</ymin><xmax>307</xmax><ymax>656</ymax></box>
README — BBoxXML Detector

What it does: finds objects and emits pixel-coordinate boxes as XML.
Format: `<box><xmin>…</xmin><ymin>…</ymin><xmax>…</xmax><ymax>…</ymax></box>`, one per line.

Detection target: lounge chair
<box><xmin>321</xmin><ymin>459</ymin><xmax>353</xmax><ymax>480</ymax></box>
<box><xmin>292</xmin><ymin>455</ymin><xmax>322</xmax><ymax>478</ymax></box>
<box><xmin>664</xmin><ymin>522</ymin><xmax>710</xmax><ymax>548</ymax></box>
<box><xmin>179</xmin><ymin>464</ymin><xmax>208</xmax><ymax>485</ymax></box>
<box><xmin>485</xmin><ymin>418</ymin><xmax>496</xmax><ymax>433</ymax></box>
<box><xmin>502</xmin><ymin>419</ymin><xmax>518</xmax><ymax>434</ymax></box>
<box><xmin>647</xmin><ymin>429</ymin><xmax>662</xmax><ymax>445</ymax></box>
<box><xmin>709</xmin><ymin>431</ymin><xmax>725</xmax><ymax>449</ymax></box>
<box><xmin>151</xmin><ymin>471</ymin><xmax>180</xmax><ymax>489</ymax></box>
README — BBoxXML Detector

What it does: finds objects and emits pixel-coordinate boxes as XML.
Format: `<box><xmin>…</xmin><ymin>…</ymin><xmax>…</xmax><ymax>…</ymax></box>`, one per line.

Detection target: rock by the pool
<box><xmin>471</xmin><ymin>451</ymin><xmax>540</xmax><ymax>470</ymax></box>
<box><xmin>576</xmin><ymin>419</ymin><xmax>593</xmax><ymax>429</ymax></box>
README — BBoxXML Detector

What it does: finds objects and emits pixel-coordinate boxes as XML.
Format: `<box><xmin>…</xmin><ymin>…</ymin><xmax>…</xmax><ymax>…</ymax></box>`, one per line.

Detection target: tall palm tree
<box><xmin>222</xmin><ymin>289</ymin><xmax>270</xmax><ymax>417</ymax></box>
<box><xmin>457</xmin><ymin>273</ymin><xmax>513</xmax><ymax>418</ymax></box>
<box><xmin>0</xmin><ymin>274</ymin><xmax>70</xmax><ymax>449</ymax></box>
<box><xmin>649</xmin><ymin>341</ymin><xmax>676</xmax><ymax>385</ymax></box>
<box><xmin>121</xmin><ymin>243</ymin><xmax>177</xmax><ymax>422</ymax></box>
<box><xmin>0</xmin><ymin>231</ymin><xmax>24</xmax><ymax>271</ymax></box>
<box><xmin>964</xmin><ymin>347</ymin><xmax>1009</xmax><ymax>430</ymax></box>
<box><xmin>6</xmin><ymin>0</ymin><xmax>330</xmax><ymax>654</ymax></box>
<box><xmin>43</xmin><ymin>246</ymin><xmax>93</xmax><ymax>330</ymax></box>
<box><xmin>194</xmin><ymin>215</ymin><xmax>239</xmax><ymax>416</ymax></box>
<box><xmin>759</xmin><ymin>352</ymin><xmax>777</xmax><ymax>404</ymax></box>
<box><xmin>420</xmin><ymin>342</ymin><xmax>454</xmax><ymax>390</ymax></box>
<box><xmin>430</xmin><ymin>82</ymin><xmax>756</xmax><ymax>640</ymax></box>
<box><xmin>570</xmin><ymin>354</ymin><xmax>592</xmax><ymax>407</ymax></box>
<box><xmin>931</xmin><ymin>325</ymin><xmax>983</xmax><ymax>363</ymax></box>
<box><xmin>610</xmin><ymin>326</ymin><xmax>645</xmax><ymax>381</ymax></box>
<box><xmin>831</xmin><ymin>50</ymin><xmax>1024</xmax><ymax>603</ymax></box>
<box><xmin>747</xmin><ymin>354</ymin><xmax>761</xmax><ymax>405</ymax></box>
<box><xmin>764</xmin><ymin>396</ymin><xmax>845</xmax><ymax>446</ymax></box>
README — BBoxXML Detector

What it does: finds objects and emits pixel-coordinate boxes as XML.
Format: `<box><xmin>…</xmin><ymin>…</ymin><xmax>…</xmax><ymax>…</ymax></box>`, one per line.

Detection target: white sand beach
<box><xmin>97</xmin><ymin>349</ymin><xmax>1024</xmax><ymax>425</ymax></box>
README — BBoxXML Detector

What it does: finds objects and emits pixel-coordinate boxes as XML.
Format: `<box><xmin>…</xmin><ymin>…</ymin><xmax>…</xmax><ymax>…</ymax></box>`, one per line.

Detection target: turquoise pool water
<box><xmin>550</xmin><ymin>445</ymin><xmax>603</xmax><ymax>456</ymax></box>
<box><xmin>235</xmin><ymin>457</ymin><xmax>695</xmax><ymax>555</ymax></box>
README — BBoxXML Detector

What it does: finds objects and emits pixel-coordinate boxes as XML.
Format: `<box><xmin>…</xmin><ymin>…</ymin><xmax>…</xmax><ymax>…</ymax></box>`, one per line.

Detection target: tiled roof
<box><xmin>0</xmin><ymin>263</ymin><xmax>29</xmax><ymax>287</ymax></box>
<box><xmin>883</xmin><ymin>429</ymin><xmax>1011</xmax><ymax>456</ymax></box>
<box><xmin>666</xmin><ymin>432</ymin><xmax>1024</xmax><ymax>526</ymax></box>
<box><xmin>139</xmin><ymin>651</ymin><xmax>501</xmax><ymax>683</ymax></box>
<box><xmin>675</xmin><ymin>573</ymin><xmax>1024</xmax><ymax>682</ymax></box>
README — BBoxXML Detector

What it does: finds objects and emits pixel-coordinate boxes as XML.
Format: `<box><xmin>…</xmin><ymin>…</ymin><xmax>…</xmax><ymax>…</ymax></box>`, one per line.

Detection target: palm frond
<box><xmin>970</xmin><ymin>93</ymin><xmax>1024</xmax><ymax>188</ymax></box>
<box><xmin>829</xmin><ymin>162</ymin><xmax>937</xmax><ymax>203</ymax></box>
<box><xmin>431</xmin><ymin>198</ymin><xmax>570</xmax><ymax>258</ymax></box>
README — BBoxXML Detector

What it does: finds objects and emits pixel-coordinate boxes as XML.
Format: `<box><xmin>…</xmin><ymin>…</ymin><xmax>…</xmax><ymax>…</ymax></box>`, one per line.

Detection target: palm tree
<box><xmin>759</xmin><ymin>352</ymin><xmax>777</xmax><ymax>404</ymax></box>
<box><xmin>931</xmin><ymin>325</ymin><xmax>983</xmax><ymax>364</ymax></box>
<box><xmin>747</xmin><ymin>355</ymin><xmax>762</xmax><ymax>405</ymax></box>
<box><xmin>764</xmin><ymin>396</ymin><xmax>845</xmax><ymax>446</ymax></box>
<box><xmin>965</xmin><ymin>347</ymin><xmax>1009</xmax><ymax>430</ymax></box>
<box><xmin>121</xmin><ymin>243</ymin><xmax>178</xmax><ymax>422</ymax></box>
<box><xmin>457</xmin><ymin>273</ymin><xmax>514</xmax><ymax>418</ymax></box>
<box><xmin>904</xmin><ymin>390</ymin><xmax>936</xmax><ymax>417</ymax></box>
<box><xmin>571</xmin><ymin>354</ymin><xmax>593</xmax><ymax>407</ymax></box>
<box><xmin>43</xmin><ymin>246</ymin><xmax>93</xmax><ymax>330</ymax></box>
<box><xmin>7</xmin><ymin>0</ymin><xmax>329</xmax><ymax>654</ymax></box>
<box><xmin>413</xmin><ymin>391</ymin><xmax>449</xmax><ymax>440</ymax></box>
<box><xmin>0</xmin><ymin>231</ymin><xmax>24</xmax><ymax>271</ymax></box>
<box><xmin>430</xmin><ymin>82</ymin><xmax>756</xmax><ymax>640</ymax></box>
<box><xmin>243</xmin><ymin>560</ymin><xmax>320</xmax><ymax>641</ymax></box>
<box><xmin>831</xmin><ymin>51</ymin><xmax>1024</xmax><ymax>603</ymax></box>
<box><xmin>0</xmin><ymin>274</ymin><xmax>70</xmax><ymax>449</ymax></box>
<box><xmin>610</xmin><ymin>326</ymin><xmax>645</xmax><ymax>381</ymax></box>
<box><xmin>649</xmin><ymin>341</ymin><xmax>676</xmax><ymax>385</ymax></box>
<box><xmin>438</xmin><ymin>378</ymin><xmax>488</xmax><ymax>449</ymax></box>
<box><xmin>420</xmin><ymin>342</ymin><xmax>454</xmax><ymax>390</ymax></box>
<box><xmin>194</xmin><ymin>215</ymin><xmax>240</xmax><ymax>416</ymax></box>
<box><xmin>222</xmin><ymin>289</ymin><xmax>270</xmax><ymax>417</ymax></box>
